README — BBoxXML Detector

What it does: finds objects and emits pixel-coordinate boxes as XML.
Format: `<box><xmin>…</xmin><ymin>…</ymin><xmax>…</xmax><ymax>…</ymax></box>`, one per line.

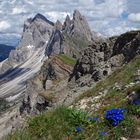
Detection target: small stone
<box><xmin>120</xmin><ymin>137</ymin><xmax>127</xmax><ymax>140</ymax></box>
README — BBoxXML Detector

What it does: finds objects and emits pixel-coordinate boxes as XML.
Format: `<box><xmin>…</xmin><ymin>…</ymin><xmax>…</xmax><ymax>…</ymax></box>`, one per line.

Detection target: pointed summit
<box><xmin>73</xmin><ymin>9</ymin><xmax>93</xmax><ymax>41</ymax></box>
<box><xmin>62</xmin><ymin>10</ymin><xmax>93</xmax><ymax>42</ymax></box>
<box><xmin>65</xmin><ymin>15</ymin><xmax>71</xmax><ymax>24</ymax></box>
<box><xmin>32</xmin><ymin>13</ymin><xmax>54</xmax><ymax>26</ymax></box>
<box><xmin>73</xmin><ymin>9</ymin><xmax>82</xmax><ymax>20</ymax></box>
<box><xmin>55</xmin><ymin>20</ymin><xmax>62</xmax><ymax>30</ymax></box>
<box><xmin>63</xmin><ymin>15</ymin><xmax>71</xmax><ymax>29</ymax></box>
<box><xmin>23</xmin><ymin>18</ymin><xmax>32</xmax><ymax>32</ymax></box>
<box><xmin>62</xmin><ymin>14</ymin><xmax>72</xmax><ymax>32</ymax></box>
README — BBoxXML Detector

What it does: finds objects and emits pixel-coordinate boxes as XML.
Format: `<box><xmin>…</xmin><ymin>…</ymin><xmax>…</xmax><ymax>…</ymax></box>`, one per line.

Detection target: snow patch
<box><xmin>27</xmin><ymin>44</ymin><xmax>34</xmax><ymax>49</ymax></box>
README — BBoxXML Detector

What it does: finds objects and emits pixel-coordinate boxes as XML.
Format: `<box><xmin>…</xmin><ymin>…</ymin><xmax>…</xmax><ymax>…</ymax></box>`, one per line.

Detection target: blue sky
<box><xmin>0</xmin><ymin>0</ymin><xmax>140</xmax><ymax>46</ymax></box>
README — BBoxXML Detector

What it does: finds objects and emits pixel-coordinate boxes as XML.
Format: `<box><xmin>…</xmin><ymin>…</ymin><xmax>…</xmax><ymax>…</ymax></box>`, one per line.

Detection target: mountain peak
<box><xmin>32</xmin><ymin>13</ymin><xmax>54</xmax><ymax>26</ymax></box>
<box><xmin>63</xmin><ymin>15</ymin><xmax>71</xmax><ymax>27</ymax></box>
<box><xmin>65</xmin><ymin>15</ymin><xmax>71</xmax><ymax>22</ymax></box>
<box><xmin>73</xmin><ymin>9</ymin><xmax>82</xmax><ymax>18</ymax></box>
<box><xmin>73</xmin><ymin>10</ymin><xmax>85</xmax><ymax>22</ymax></box>
<box><xmin>62</xmin><ymin>10</ymin><xmax>93</xmax><ymax>42</ymax></box>
<box><xmin>55</xmin><ymin>20</ymin><xmax>62</xmax><ymax>30</ymax></box>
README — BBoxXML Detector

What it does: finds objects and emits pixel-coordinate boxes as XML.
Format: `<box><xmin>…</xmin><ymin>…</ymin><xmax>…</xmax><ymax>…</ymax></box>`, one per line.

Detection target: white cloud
<box><xmin>79</xmin><ymin>0</ymin><xmax>95</xmax><ymax>6</ymax></box>
<box><xmin>46</xmin><ymin>12</ymin><xmax>70</xmax><ymax>22</ymax></box>
<box><xmin>0</xmin><ymin>21</ymin><xmax>11</xmax><ymax>31</ymax></box>
<box><xmin>12</xmin><ymin>7</ymin><xmax>26</xmax><ymax>15</ymax></box>
<box><xmin>0</xmin><ymin>0</ymin><xmax>140</xmax><ymax>45</ymax></box>
<box><xmin>92</xmin><ymin>0</ymin><xmax>127</xmax><ymax>18</ymax></box>
<box><xmin>104</xmin><ymin>26</ymin><xmax>137</xmax><ymax>36</ymax></box>
<box><xmin>127</xmin><ymin>0</ymin><xmax>140</xmax><ymax>13</ymax></box>
<box><xmin>128</xmin><ymin>13</ymin><xmax>140</xmax><ymax>22</ymax></box>
<box><xmin>24</xmin><ymin>0</ymin><xmax>34</xmax><ymax>5</ymax></box>
<box><xmin>101</xmin><ymin>20</ymin><xmax>138</xmax><ymax>36</ymax></box>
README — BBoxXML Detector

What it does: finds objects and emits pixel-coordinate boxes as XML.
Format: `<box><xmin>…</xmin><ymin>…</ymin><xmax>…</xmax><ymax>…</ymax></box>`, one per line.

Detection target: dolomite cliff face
<box><xmin>45</xmin><ymin>10</ymin><xmax>94</xmax><ymax>58</ymax></box>
<box><xmin>0</xmin><ymin>14</ymin><xmax>54</xmax><ymax>75</ymax></box>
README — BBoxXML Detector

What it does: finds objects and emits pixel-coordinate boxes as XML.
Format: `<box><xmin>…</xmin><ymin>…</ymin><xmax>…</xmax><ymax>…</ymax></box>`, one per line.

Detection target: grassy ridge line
<box><xmin>57</xmin><ymin>54</ymin><xmax>76</xmax><ymax>66</ymax></box>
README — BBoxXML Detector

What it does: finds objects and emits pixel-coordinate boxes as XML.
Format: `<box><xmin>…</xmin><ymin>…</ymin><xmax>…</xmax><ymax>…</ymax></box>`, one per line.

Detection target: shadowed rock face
<box><xmin>113</xmin><ymin>31</ymin><xmax>140</xmax><ymax>62</ymax></box>
<box><xmin>46</xmin><ymin>10</ymin><xmax>94</xmax><ymax>58</ymax></box>
<box><xmin>46</xmin><ymin>30</ymin><xmax>63</xmax><ymax>56</ymax></box>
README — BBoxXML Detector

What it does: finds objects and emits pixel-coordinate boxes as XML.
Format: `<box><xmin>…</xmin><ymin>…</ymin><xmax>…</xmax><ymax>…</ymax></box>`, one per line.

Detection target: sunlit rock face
<box><xmin>46</xmin><ymin>10</ymin><xmax>94</xmax><ymax>58</ymax></box>
<box><xmin>0</xmin><ymin>13</ymin><xmax>54</xmax><ymax>75</ymax></box>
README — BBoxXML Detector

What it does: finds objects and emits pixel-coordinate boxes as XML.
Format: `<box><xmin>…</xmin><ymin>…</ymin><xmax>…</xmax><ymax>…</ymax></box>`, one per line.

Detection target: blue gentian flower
<box><xmin>99</xmin><ymin>131</ymin><xmax>107</xmax><ymax>136</ymax></box>
<box><xmin>87</xmin><ymin>117</ymin><xmax>92</xmax><ymax>121</ymax></box>
<box><xmin>105</xmin><ymin>108</ymin><xmax>125</xmax><ymax>126</ymax></box>
<box><xmin>76</xmin><ymin>127</ymin><xmax>81</xmax><ymax>132</ymax></box>
<box><xmin>93</xmin><ymin>117</ymin><xmax>99</xmax><ymax>121</ymax></box>
<box><xmin>112</xmin><ymin>121</ymin><xmax>118</xmax><ymax>126</ymax></box>
<box><xmin>132</xmin><ymin>99</ymin><xmax>140</xmax><ymax>105</ymax></box>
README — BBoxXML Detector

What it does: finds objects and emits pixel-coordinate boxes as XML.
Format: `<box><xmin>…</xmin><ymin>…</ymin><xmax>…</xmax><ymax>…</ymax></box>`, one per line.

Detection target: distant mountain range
<box><xmin>0</xmin><ymin>44</ymin><xmax>15</xmax><ymax>62</ymax></box>
<box><xmin>0</xmin><ymin>33</ymin><xmax>20</xmax><ymax>46</ymax></box>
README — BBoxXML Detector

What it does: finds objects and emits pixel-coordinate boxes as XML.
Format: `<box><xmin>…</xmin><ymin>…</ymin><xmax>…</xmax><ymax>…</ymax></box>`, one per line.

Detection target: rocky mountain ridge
<box><xmin>0</xmin><ymin>10</ymin><xmax>93</xmax><ymax>75</ymax></box>
<box><xmin>45</xmin><ymin>10</ymin><xmax>93</xmax><ymax>58</ymax></box>
<box><xmin>0</xmin><ymin>10</ymin><xmax>95</xmax><ymax>138</ymax></box>
<box><xmin>0</xmin><ymin>13</ymin><xmax>54</xmax><ymax>75</ymax></box>
<box><xmin>20</xmin><ymin>30</ymin><xmax>140</xmax><ymax>117</ymax></box>
<box><xmin>1</xmin><ymin>10</ymin><xmax>140</xmax><ymax>139</ymax></box>
<box><xmin>69</xmin><ymin>30</ymin><xmax>140</xmax><ymax>85</ymax></box>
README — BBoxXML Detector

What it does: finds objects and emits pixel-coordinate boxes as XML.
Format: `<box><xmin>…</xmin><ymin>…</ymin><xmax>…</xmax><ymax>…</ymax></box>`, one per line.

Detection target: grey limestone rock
<box><xmin>0</xmin><ymin>13</ymin><xmax>54</xmax><ymax>75</ymax></box>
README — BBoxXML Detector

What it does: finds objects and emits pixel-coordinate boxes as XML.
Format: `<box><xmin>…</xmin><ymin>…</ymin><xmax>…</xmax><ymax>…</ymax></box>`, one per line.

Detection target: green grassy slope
<box><xmin>57</xmin><ymin>54</ymin><xmax>76</xmax><ymax>66</ymax></box>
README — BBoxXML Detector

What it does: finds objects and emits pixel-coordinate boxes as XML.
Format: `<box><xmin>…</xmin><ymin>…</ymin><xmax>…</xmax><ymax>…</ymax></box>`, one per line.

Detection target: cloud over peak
<box><xmin>12</xmin><ymin>7</ymin><xmax>27</xmax><ymax>15</ymax></box>
<box><xmin>128</xmin><ymin>13</ymin><xmax>140</xmax><ymax>22</ymax></box>
<box><xmin>0</xmin><ymin>0</ymin><xmax>140</xmax><ymax>45</ymax></box>
<box><xmin>0</xmin><ymin>21</ymin><xmax>11</xmax><ymax>31</ymax></box>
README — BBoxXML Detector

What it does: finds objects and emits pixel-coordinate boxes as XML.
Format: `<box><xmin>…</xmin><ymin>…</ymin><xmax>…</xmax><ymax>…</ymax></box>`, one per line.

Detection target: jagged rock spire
<box><xmin>64</xmin><ymin>15</ymin><xmax>71</xmax><ymax>26</ymax></box>
<box><xmin>73</xmin><ymin>9</ymin><xmax>82</xmax><ymax>20</ymax></box>
<box><xmin>55</xmin><ymin>20</ymin><xmax>62</xmax><ymax>30</ymax></box>
<box><xmin>63</xmin><ymin>10</ymin><xmax>93</xmax><ymax>42</ymax></box>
